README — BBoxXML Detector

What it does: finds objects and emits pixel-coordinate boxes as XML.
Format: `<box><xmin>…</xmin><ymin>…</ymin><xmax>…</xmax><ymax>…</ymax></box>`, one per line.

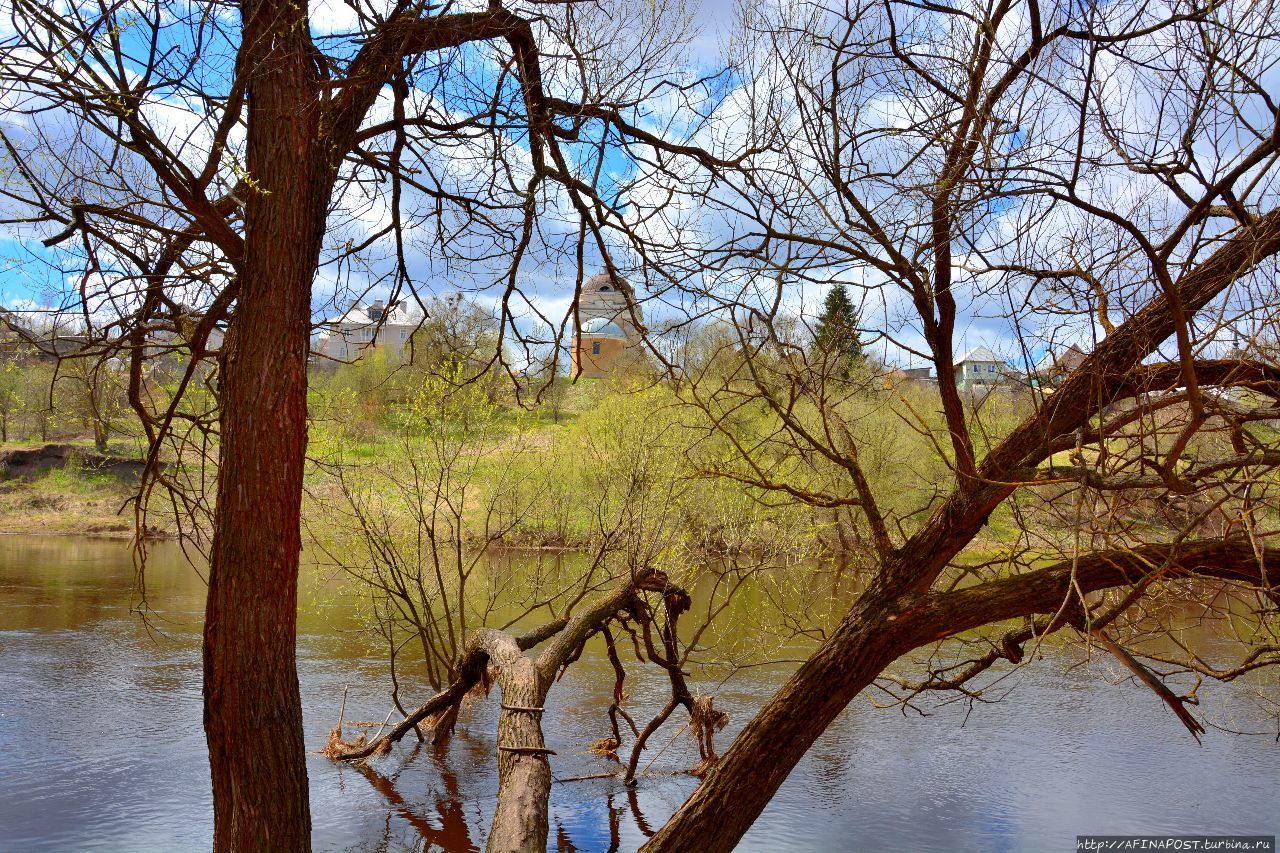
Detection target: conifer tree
<box><xmin>813</xmin><ymin>284</ymin><xmax>863</xmax><ymax>368</ymax></box>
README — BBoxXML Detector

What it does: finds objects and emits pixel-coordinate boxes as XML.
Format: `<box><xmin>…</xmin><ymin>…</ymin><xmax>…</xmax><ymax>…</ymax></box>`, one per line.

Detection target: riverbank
<box><xmin>0</xmin><ymin>463</ymin><xmax>138</xmax><ymax>537</ymax></box>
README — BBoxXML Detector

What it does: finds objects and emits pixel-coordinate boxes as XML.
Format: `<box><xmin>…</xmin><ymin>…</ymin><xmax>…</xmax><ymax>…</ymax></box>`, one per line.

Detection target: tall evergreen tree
<box><xmin>813</xmin><ymin>284</ymin><xmax>863</xmax><ymax>366</ymax></box>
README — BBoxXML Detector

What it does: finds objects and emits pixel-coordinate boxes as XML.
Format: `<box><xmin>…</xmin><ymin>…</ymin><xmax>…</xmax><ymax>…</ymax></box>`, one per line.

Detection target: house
<box><xmin>881</xmin><ymin>365</ymin><xmax>935</xmax><ymax>390</ymax></box>
<box><xmin>315</xmin><ymin>298</ymin><xmax>422</xmax><ymax>362</ymax></box>
<box><xmin>142</xmin><ymin>305</ymin><xmax>227</xmax><ymax>364</ymax></box>
<box><xmin>0</xmin><ymin>308</ymin><xmax>33</xmax><ymax>359</ymax></box>
<box><xmin>570</xmin><ymin>273</ymin><xmax>644</xmax><ymax>378</ymax></box>
<box><xmin>954</xmin><ymin>346</ymin><xmax>1008</xmax><ymax>390</ymax></box>
<box><xmin>1032</xmin><ymin>344</ymin><xmax>1087</xmax><ymax>388</ymax></box>
<box><xmin>0</xmin><ymin>308</ymin><xmax>93</xmax><ymax>362</ymax></box>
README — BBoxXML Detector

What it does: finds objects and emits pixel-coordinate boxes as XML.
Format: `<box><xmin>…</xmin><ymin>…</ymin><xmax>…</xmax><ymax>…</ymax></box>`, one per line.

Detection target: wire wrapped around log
<box><xmin>498</xmin><ymin>745</ymin><xmax>557</xmax><ymax>755</ymax></box>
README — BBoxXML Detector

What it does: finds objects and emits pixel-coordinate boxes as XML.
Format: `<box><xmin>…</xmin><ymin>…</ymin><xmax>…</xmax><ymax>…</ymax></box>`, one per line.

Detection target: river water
<box><xmin>1</xmin><ymin>534</ymin><xmax>1276</xmax><ymax>852</ymax></box>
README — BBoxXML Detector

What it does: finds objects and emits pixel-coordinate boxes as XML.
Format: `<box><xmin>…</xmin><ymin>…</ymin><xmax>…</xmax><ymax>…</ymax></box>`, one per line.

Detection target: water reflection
<box><xmin>350</xmin><ymin>745</ymin><xmax>477</xmax><ymax>853</ymax></box>
<box><xmin>1</xmin><ymin>535</ymin><xmax>1277</xmax><ymax>852</ymax></box>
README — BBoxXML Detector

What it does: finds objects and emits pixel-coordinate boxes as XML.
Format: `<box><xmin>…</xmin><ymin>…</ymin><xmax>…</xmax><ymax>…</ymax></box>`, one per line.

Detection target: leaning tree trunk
<box><xmin>202</xmin><ymin>0</ymin><xmax>327</xmax><ymax>849</ymax></box>
<box><xmin>326</xmin><ymin>573</ymin><xmax>676</xmax><ymax>852</ymax></box>
<box><xmin>641</xmin><ymin>200</ymin><xmax>1280</xmax><ymax>853</ymax></box>
<box><xmin>641</xmin><ymin>588</ymin><xmax>912</xmax><ymax>853</ymax></box>
<box><xmin>480</xmin><ymin>574</ymin><xmax>660</xmax><ymax>852</ymax></box>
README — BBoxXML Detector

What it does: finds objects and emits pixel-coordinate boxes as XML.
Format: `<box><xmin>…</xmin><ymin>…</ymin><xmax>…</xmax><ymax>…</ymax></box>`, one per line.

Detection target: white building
<box><xmin>315</xmin><ymin>299</ymin><xmax>422</xmax><ymax>362</ymax></box>
<box><xmin>954</xmin><ymin>346</ymin><xmax>1009</xmax><ymax>390</ymax></box>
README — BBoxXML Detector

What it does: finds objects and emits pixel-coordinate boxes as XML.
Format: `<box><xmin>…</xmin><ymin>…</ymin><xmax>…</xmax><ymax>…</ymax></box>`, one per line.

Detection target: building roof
<box><xmin>578</xmin><ymin>317</ymin><xmax>629</xmax><ymax>340</ymax></box>
<box><xmin>1035</xmin><ymin>344</ymin><xmax>1087</xmax><ymax>371</ymax></box>
<box><xmin>0</xmin><ymin>309</ymin><xmax>30</xmax><ymax>342</ymax></box>
<box><xmin>328</xmin><ymin>299</ymin><xmax>421</xmax><ymax>329</ymax></box>
<box><xmin>957</xmin><ymin>346</ymin><xmax>1002</xmax><ymax>364</ymax></box>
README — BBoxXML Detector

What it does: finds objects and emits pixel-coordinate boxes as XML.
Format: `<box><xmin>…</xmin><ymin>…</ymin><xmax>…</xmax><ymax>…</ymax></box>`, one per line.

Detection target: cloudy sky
<box><xmin>0</xmin><ymin>0</ymin><xmax>1275</xmax><ymax>373</ymax></box>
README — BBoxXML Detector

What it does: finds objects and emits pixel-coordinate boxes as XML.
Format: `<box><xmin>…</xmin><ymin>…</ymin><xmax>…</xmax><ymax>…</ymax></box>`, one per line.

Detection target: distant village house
<box><xmin>871</xmin><ymin>344</ymin><xmax>1092</xmax><ymax>393</ymax></box>
<box><xmin>1031</xmin><ymin>344</ymin><xmax>1087</xmax><ymax>388</ymax></box>
<box><xmin>953</xmin><ymin>346</ymin><xmax>1010</xmax><ymax>390</ymax></box>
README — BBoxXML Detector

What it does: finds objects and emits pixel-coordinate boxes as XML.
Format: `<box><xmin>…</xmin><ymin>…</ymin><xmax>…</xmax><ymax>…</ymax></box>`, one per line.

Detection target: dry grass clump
<box><xmin>320</xmin><ymin>725</ymin><xmax>367</xmax><ymax>759</ymax></box>
<box><xmin>687</xmin><ymin>694</ymin><xmax>729</xmax><ymax>778</ymax></box>
<box><xmin>590</xmin><ymin>736</ymin><xmax>620</xmax><ymax>761</ymax></box>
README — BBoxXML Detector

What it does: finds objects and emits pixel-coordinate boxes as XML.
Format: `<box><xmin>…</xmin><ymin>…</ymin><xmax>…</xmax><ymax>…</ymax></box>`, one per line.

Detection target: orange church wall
<box><xmin>571</xmin><ymin>336</ymin><xmax>627</xmax><ymax>378</ymax></box>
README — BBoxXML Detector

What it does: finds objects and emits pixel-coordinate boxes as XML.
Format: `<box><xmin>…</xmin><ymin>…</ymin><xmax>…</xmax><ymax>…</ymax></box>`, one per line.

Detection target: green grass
<box><xmin>0</xmin><ymin>461</ymin><xmax>136</xmax><ymax>537</ymax></box>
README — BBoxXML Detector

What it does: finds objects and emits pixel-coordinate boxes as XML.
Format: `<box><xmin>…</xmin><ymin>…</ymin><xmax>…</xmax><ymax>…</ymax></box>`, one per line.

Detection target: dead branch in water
<box><xmin>323</xmin><ymin>566</ymin><xmax>729</xmax><ymax>852</ymax></box>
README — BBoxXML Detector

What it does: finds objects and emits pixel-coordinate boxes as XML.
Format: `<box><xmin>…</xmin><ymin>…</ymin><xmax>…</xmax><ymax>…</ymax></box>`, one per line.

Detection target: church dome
<box><xmin>578</xmin><ymin>317</ymin><xmax>628</xmax><ymax>340</ymax></box>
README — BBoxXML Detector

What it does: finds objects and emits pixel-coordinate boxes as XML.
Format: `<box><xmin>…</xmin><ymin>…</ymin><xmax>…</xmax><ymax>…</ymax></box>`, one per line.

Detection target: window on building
<box><xmin>988</xmin><ymin>364</ymin><xmax>995</xmax><ymax>373</ymax></box>
<box><xmin>592</xmin><ymin>341</ymin><xmax>601</xmax><ymax>356</ymax></box>
<box><xmin>973</xmin><ymin>364</ymin><xmax>980</xmax><ymax>373</ymax></box>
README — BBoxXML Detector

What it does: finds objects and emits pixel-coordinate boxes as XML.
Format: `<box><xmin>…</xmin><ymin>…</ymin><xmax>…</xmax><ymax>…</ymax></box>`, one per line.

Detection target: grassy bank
<box><xmin>0</xmin><ymin>460</ymin><xmax>137</xmax><ymax>537</ymax></box>
<box><xmin>6</xmin><ymin>364</ymin><xmax>1264</xmax><ymax>564</ymax></box>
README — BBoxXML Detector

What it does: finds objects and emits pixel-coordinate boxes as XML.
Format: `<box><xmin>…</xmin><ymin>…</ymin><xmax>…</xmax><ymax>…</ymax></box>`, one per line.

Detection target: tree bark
<box><xmin>203</xmin><ymin>252</ymin><xmax>317</xmax><ymax>853</ymax></box>
<box><xmin>202</xmin><ymin>0</ymin><xmax>326</xmax><ymax>849</ymax></box>
<box><xmin>471</xmin><ymin>629</ymin><xmax>554</xmax><ymax>853</ymax></box>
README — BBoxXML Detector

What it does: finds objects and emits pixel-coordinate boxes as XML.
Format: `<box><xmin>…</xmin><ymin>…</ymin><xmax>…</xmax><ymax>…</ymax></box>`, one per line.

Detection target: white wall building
<box><xmin>315</xmin><ymin>299</ymin><xmax>422</xmax><ymax>362</ymax></box>
<box><xmin>954</xmin><ymin>346</ymin><xmax>1009</xmax><ymax>390</ymax></box>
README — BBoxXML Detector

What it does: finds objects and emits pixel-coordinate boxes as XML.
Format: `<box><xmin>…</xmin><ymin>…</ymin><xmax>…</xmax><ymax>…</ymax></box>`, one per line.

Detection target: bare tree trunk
<box><xmin>329</xmin><ymin>572</ymin><xmax>677</xmax><ymax>851</ymax></box>
<box><xmin>93</xmin><ymin>416</ymin><xmax>107</xmax><ymax>452</ymax></box>
<box><xmin>203</xmin><ymin>0</ymin><xmax>326</xmax><ymax>848</ymax></box>
<box><xmin>204</xmin><ymin>266</ymin><xmax>320</xmax><ymax>850</ymax></box>
<box><xmin>484</xmin><ymin>571</ymin><xmax>682</xmax><ymax>851</ymax></box>
<box><xmin>204</xmin><ymin>265</ymin><xmax>315</xmax><ymax>850</ymax></box>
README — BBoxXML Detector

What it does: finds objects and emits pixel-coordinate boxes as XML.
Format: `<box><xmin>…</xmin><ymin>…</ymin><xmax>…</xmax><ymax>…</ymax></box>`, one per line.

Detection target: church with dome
<box><xmin>570</xmin><ymin>272</ymin><xmax>643</xmax><ymax>378</ymax></box>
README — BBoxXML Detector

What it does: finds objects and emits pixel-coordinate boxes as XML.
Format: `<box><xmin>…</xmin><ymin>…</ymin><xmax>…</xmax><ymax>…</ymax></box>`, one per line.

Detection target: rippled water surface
<box><xmin>1</xmin><ymin>535</ymin><xmax>1277</xmax><ymax>852</ymax></box>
